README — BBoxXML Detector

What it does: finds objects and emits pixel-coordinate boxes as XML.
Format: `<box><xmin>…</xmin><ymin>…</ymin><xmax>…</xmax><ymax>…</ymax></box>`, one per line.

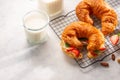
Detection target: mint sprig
<box><xmin>94</xmin><ymin>50</ymin><xmax>100</xmax><ymax>54</ymax></box>
<box><xmin>117</xmin><ymin>33</ymin><xmax>120</xmax><ymax>36</ymax></box>
<box><xmin>65</xmin><ymin>43</ymin><xmax>70</xmax><ymax>47</ymax></box>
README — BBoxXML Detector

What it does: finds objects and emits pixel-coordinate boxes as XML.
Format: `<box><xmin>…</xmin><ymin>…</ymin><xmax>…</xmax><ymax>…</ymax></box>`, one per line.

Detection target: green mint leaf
<box><xmin>117</xmin><ymin>33</ymin><xmax>120</xmax><ymax>36</ymax></box>
<box><xmin>94</xmin><ymin>50</ymin><xmax>100</xmax><ymax>54</ymax></box>
<box><xmin>65</xmin><ymin>43</ymin><xmax>70</xmax><ymax>47</ymax></box>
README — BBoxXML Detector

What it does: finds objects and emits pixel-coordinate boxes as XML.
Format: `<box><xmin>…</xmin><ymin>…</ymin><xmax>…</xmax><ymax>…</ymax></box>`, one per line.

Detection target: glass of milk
<box><xmin>23</xmin><ymin>10</ymin><xmax>49</xmax><ymax>45</ymax></box>
<box><xmin>38</xmin><ymin>0</ymin><xmax>63</xmax><ymax>17</ymax></box>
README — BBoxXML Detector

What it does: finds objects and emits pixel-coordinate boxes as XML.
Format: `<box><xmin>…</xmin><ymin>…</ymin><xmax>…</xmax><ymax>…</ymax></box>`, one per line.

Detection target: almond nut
<box><xmin>100</xmin><ymin>62</ymin><xmax>109</xmax><ymax>67</ymax></box>
<box><xmin>117</xmin><ymin>58</ymin><xmax>120</xmax><ymax>64</ymax></box>
<box><xmin>111</xmin><ymin>54</ymin><xmax>115</xmax><ymax>61</ymax></box>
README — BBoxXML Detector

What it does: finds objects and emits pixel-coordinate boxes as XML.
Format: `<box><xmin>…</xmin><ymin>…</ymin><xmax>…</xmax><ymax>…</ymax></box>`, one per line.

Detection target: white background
<box><xmin>0</xmin><ymin>0</ymin><xmax>120</xmax><ymax>80</ymax></box>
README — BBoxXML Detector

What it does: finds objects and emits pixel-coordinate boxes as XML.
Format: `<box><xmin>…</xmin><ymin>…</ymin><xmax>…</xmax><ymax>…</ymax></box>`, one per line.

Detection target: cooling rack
<box><xmin>49</xmin><ymin>0</ymin><xmax>120</xmax><ymax>68</ymax></box>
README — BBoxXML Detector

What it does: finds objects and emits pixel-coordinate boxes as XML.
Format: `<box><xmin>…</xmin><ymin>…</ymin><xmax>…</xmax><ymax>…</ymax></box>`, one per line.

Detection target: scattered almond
<box><xmin>111</xmin><ymin>54</ymin><xmax>115</xmax><ymax>61</ymax></box>
<box><xmin>117</xmin><ymin>58</ymin><xmax>120</xmax><ymax>64</ymax></box>
<box><xmin>100</xmin><ymin>62</ymin><xmax>109</xmax><ymax>67</ymax></box>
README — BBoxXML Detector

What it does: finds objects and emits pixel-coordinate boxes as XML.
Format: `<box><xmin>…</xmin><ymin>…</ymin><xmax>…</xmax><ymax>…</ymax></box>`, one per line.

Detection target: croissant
<box><xmin>61</xmin><ymin>21</ymin><xmax>105</xmax><ymax>59</ymax></box>
<box><xmin>76</xmin><ymin>0</ymin><xmax>118</xmax><ymax>35</ymax></box>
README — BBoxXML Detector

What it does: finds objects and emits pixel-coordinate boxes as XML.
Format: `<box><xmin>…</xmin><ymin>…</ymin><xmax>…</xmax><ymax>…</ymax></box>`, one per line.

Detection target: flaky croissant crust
<box><xmin>61</xmin><ymin>21</ymin><xmax>105</xmax><ymax>52</ymax></box>
<box><xmin>76</xmin><ymin>0</ymin><xmax>118</xmax><ymax>35</ymax></box>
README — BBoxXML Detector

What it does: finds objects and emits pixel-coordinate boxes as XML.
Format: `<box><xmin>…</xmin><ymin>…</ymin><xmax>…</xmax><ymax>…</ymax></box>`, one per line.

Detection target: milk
<box><xmin>24</xmin><ymin>11</ymin><xmax>49</xmax><ymax>45</ymax></box>
<box><xmin>38</xmin><ymin>0</ymin><xmax>63</xmax><ymax>17</ymax></box>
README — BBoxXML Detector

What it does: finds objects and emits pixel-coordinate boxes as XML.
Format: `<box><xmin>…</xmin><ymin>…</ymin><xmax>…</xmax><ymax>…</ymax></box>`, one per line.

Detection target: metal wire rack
<box><xmin>49</xmin><ymin>0</ymin><xmax>120</xmax><ymax>68</ymax></box>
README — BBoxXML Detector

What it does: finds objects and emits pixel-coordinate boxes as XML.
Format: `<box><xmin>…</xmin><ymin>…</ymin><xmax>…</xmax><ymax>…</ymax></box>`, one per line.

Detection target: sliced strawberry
<box><xmin>110</xmin><ymin>35</ymin><xmax>119</xmax><ymax>45</ymax></box>
<box><xmin>99</xmin><ymin>44</ymin><xmax>106</xmax><ymax>51</ymax></box>
<box><xmin>99</xmin><ymin>48</ymin><xmax>106</xmax><ymax>51</ymax></box>
<box><xmin>90</xmin><ymin>52</ymin><xmax>98</xmax><ymax>57</ymax></box>
<box><xmin>72</xmin><ymin>49</ymin><xmax>79</xmax><ymax>57</ymax></box>
<box><xmin>87</xmin><ymin>51</ymin><xmax>98</xmax><ymax>58</ymax></box>
<box><xmin>66</xmin><ymin>47</ymin><xmax>75</xmax><ymax>52</ymax></box>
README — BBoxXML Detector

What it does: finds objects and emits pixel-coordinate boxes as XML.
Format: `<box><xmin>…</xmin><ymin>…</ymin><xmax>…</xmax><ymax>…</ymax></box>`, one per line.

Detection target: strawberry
<box><xmin>110</xmin><ymin>35</ymin><xmax>119</xmax><ymax>45</ymax></box>
<box><xmin>72</xmin><ymin>49</ymin><xmax>79</xmax><ymax>57</ymax></box>
<box><xmin>90</xmin><ymin>52</ymin><xmax>98</xmax><ymax>57</ymax></box>
<box><xmin>87</xmin><ymin>51</ymin><xmax>98</xmax><ymax>58</ymax></box>
<box><xmin>66</xmin><ymin>47</ymin><xmax>75</xmax><ymax>52</ymax></box>
<box><xmin>99</xmin><ymin>44</ymin><xmax>106</xmax><ymax>51</ymax></box>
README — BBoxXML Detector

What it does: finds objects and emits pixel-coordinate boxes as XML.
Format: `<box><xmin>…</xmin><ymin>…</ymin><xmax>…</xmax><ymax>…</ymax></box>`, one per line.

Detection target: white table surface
<box><xmin>0</xmin><ymin>0</ymin><xmax>120</xmax><ymax>80</ymax></box>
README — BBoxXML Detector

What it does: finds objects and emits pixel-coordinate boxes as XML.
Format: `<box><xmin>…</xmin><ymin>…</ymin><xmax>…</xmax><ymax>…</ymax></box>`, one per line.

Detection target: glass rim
<box><xmin>23</xmin><ymin>10</ymin><xmax>49</xmax><ymax>31</ymax></box>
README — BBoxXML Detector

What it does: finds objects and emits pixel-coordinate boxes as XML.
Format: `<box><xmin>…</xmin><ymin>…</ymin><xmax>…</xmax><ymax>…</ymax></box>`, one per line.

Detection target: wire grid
<box><xmin>49</xmin><ymin>0</ymin><xmax>120</xmax><ymax>68</ymax></box>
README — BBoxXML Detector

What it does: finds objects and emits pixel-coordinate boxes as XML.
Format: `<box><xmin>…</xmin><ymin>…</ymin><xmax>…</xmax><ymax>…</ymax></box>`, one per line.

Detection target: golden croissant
<box><xmin>76</xmin><ymin>0</ymin><xmax>118</xmax><ymax>35</ymax></box>
<box><xmin>61</xmin><ymin>21</ymin><xmax>105</xmax><ymax>58</ymax></box>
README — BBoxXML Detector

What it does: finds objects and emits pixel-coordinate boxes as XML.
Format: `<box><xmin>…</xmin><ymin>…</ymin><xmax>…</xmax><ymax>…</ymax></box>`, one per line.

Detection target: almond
<box><xmin>117</xmin><ymin>58</ymin><xmax>120</xmax><ymax>64</ymax></box>
<box><xmin>111</xmin><ymin>54</ymin><xmax>115</xmax><ymax>61</ymax></box>
<box><xmin>100</xmin><ymin>62</ymin><xmax>109</xmax><ymax>67</ymax></box>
